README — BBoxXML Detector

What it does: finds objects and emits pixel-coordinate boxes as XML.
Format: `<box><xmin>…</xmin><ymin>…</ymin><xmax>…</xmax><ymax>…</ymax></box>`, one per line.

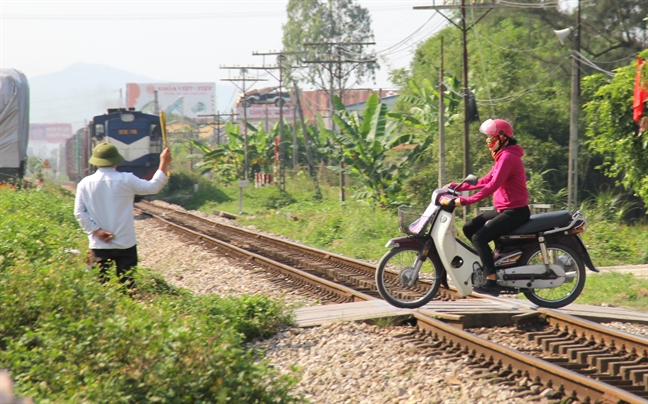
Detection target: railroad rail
<box><xmin>135</xmin><ymin>201</ymin><xmax>648</xmax><ymax>403</ymax></box>
<box><xmin>135</xmin><ymin>200</ymin><xmax>468</xmax><ymax>303</ymax></box>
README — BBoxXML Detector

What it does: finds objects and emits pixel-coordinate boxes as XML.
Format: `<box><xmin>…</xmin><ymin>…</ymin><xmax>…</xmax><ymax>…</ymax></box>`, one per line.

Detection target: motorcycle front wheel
<box><xmin>520</xmin><ymin>243</ymin><xmax>586</xmax><ymax>308</ymax></box>
<box><xmin>375</xmin><ymin>246</ymin><xmax>441</xmax><ymax>309</ymax></box>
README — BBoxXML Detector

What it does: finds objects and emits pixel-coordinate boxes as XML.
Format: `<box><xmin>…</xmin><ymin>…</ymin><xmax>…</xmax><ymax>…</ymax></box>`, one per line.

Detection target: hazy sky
<box><xmin>1</xmin><ymin>0</ymin><xmax>579</xmax><ymax>115</ymax></box>
<box><xmin>1</xmin><ymin>1</ymin><xmax>447</xmax><ymax>98</ymax></box>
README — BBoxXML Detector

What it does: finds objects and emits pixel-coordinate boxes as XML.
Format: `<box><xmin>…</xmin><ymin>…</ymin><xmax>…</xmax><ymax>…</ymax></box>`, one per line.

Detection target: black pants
<box><xmin>91</xmin><ymin>245</ymin><xmax>138</xmax><ymax>288</ymax></box>
<box><xmin>462</xmin><ymin>206</ymin><xmax>530</xmax><ymax>275</ymax></box>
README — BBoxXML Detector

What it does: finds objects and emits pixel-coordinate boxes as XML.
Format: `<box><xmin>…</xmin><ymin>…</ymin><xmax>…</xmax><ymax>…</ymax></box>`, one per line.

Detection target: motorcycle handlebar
<box><xmin>438</xmin><ymin>195</ymin><xmax>457</xmax><ymax>208</ymax></box>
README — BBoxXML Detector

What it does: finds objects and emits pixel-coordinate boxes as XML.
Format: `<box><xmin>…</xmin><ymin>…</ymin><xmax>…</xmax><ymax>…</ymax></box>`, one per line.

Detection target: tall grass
<box><xmin>579</xmin><ymin>187</ymin><xmax>642</xmax><ymax>224</ymax></box>
<box><xmin>205</xmin><ymin>172</ymin><xmax>399</xmax><ymax>260</ymax></box>
<box><xmin>578</xmin><ymin>188</ymin><xmax>648</xmax><ymax>266</ymax></box>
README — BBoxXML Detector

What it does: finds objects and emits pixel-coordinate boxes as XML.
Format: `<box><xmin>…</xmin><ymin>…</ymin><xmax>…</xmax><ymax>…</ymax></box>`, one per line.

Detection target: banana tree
<box><xmin>192</xmin><ymin>121</ymin><xmax>276</xmax><ymax>184</ymax></box>
<box><xmin>322</xmin><ymin>93</ymin><xmax>431</xmax><ymax>206</ymax></box>
<box><xmin>192</xmin><ymin>122</ymin><xmax>244</xmax><ymax>184</ymax></box>
<box><xmin>388</xmin><ymin>75</ymin><xmax>463</xmax><ymax>132</ymax></box>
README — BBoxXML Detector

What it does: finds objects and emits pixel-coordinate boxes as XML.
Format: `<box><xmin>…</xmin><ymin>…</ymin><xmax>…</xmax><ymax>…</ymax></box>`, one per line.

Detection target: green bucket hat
<box><xmin>89</xmin><ymin>142</ymin><xmax>125</xmax><ymax>166</ymax></box>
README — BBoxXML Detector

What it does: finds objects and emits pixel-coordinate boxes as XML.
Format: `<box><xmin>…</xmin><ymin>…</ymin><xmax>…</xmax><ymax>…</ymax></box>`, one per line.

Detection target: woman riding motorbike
<box><xmin>448</xmin><ymin>118</ymin><xmax>530</xmax><ymax>297</ymax></box>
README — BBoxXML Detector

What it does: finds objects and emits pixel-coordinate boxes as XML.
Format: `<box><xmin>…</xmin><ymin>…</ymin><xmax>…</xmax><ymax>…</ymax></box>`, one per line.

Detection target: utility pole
<box><xmin>567</xmin><ymin>0</ymin><xmax>581</xmax><ymax>212</ymax></box>
<box><xmin>303</xmin><ymin>41</ymin><xmax>376</xmax><ymax>202</ymax></box>
<box><xmin>198</xmin><ymin>112</ymin><xmax>237</xmax><ymax>146</ymax></box>
<box><xmin>252</xmin><ymin>50</ymin><xmax>302</xmax><ymax>193</ymax></box>
<box><xmin>153</xmin><ymin>90</ymin><xmax>159</xmax><ymax>115</ymax></box>
<box><xmin>293</xmin><ymin>82</ymin><xmax>322</xmax><ymax>200</ymax></box>
<box><xmin>220</xmin><ymin>66</ymin><xmax>267</xmax><ymax>180</ymax></box>
<box><xmin>303</xmin><ymin>41</ymin><xmax>376</xmax><ymax>127</ymax></box>
<box><xmin>415</xmin><ymin>1</ymin><xmax>503</xmax><ymax>180</ymax></box>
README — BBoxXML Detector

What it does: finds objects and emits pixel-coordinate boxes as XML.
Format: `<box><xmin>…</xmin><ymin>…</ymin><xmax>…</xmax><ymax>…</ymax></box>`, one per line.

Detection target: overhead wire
<box><xmin>371</xmin><ymin>3</ymin><xmax>428</xmax><ymax>43</ymax></box>
<box><xmin>580</xmin><ymin>54</ymin><xmax>636</xmax><ymax>65</ymax></box>
<box><xmin>378</xmin><ymin>19</ymin><xmax>448</xmax><ymax>59</ymax></box>
<box><xmin>494</xmin><ymin>0</ymin><xmax>561</xmax><ymax>8</ymax></box>
<box><xmin>474</xmin><ymin>55</ymin><xmax>572</xmax><ymax>105</ymax></box>
<box><xmin>376</xmin><ymin>16</ymin><xmax>435</xmax><ymax>55</ymax></box>
<box><xmin>467</xmin><ymin>29</ymin><xmax>558</xmax><ymax>54</ymax></box>
<box><xmin>572</xmin><ymin>51</ymin><xmax>615</xmax><ymax>76</ymax></box>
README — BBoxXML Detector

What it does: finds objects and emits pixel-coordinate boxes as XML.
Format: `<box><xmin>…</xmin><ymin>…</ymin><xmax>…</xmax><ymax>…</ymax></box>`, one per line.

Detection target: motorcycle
<box><xmin>375</xmin><ymin>174</ymin><xmax>598</xmax><ymax>309</ymax></box>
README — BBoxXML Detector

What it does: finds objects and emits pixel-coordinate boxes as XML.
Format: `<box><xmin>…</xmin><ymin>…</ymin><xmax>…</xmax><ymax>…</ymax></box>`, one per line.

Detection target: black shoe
<box><xmin>473</xmin><ymin>279</ymin><xmax>501</xmax><ymax>297</ymax></box>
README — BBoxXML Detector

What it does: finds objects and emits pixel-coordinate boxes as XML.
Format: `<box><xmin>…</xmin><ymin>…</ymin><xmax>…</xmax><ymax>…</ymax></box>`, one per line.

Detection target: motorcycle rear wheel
<box><xmin>520</xmin><ymin>243</ymin><xmax>586</xmax><ymax>308</ymax></box>
<box><xmin>375</xmin><ymin>246</ymin><xmax>441</xmax><ymax>309</ymax></box>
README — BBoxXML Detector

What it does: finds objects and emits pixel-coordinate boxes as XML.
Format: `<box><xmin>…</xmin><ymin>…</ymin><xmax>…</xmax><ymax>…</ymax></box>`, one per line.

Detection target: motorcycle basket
<box><xmin>397</xmin><ymin>206</ymin><xmax>429</xmax><ymax>236</ymax></box>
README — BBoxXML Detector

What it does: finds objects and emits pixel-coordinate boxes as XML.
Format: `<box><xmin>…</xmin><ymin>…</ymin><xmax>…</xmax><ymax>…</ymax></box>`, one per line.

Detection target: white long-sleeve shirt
<box><xmin>74</xmin><ymin>167</ymin><xmax>168</xmax><ymax>249</ymax></box>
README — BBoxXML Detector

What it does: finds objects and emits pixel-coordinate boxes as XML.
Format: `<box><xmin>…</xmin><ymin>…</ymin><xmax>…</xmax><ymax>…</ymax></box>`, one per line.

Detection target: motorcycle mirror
<box><xmin>463</xmin><ymin>174</ymin><xmax>478</xmax><ymax>185</ymax></box>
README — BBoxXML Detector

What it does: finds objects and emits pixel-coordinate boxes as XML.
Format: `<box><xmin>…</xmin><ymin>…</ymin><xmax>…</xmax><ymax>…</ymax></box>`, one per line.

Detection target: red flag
<box><xmin>633</xmin><ymin>57</ymin><xmax>648</xmax><ymax>122</ymax></box>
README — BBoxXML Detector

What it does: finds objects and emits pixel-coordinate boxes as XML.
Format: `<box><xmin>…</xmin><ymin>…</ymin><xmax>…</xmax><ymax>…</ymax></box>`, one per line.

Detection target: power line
<box><xmin>573</xmin><ymin>51</ymin><xmax>615</xmax><ymax>76</ymax></box>
<box><xmin>375</xmin><ymin>16</ymin><xmax>436</xmax><ymax>55</ymax></box>
<box><xmin>472</xmin><ymin>56</ymin><xmax>572</xmax><ymax>105</ymax></box>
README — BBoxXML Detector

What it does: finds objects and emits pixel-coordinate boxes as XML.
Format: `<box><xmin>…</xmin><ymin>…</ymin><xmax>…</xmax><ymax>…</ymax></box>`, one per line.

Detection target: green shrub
<box><xmin>199</xmin><ymin>294</ymin><xmax>294</xmax><ymax>341</ymax></box>
<box><xmin>261</xmin><ymin>192</ymin><xmax>297</xmax><ymax>210</ymax></box>
<box><xmin>153</xmin><ymin>169</ymin><xmax>232</xmax><ymax>210</ymax></box>
<box><xmin>0</xmin><ymin>188</ymin><xmax>83</xmax><ymax>271</ymax></box>
<box><xmin>163</xmin><ymin>170</ymin><xmax>199</xmax><ymax>194</ymax></box>
<box><xmin>0</xmin><ymin>187</ymin><xmax>303</xmax><ymax>403</ymax></box>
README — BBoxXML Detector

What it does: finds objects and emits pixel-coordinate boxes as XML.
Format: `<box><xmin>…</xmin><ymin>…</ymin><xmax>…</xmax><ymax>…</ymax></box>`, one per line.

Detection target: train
<box><xmin>66</xmin><ymin>108</ymin><xmax>163</xmax><ymax>183</ymax></box>
<box><xmin>0</xmin><ymin>68</ymin><xmax>30</xmax><ymax>184</ymax></box>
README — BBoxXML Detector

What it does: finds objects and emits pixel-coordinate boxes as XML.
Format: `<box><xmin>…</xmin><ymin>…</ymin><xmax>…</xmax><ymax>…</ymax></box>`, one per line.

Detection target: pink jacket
<box><xmin>451</xmin><ymin>145</ymin><xmax>529</xmax><ymax>211</ymax></box>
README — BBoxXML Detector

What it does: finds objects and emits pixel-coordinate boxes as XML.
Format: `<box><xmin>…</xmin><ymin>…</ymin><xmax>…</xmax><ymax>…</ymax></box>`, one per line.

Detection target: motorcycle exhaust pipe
<box><xmin>564</xmin><ymin>271</ymin><xmax>576</xmax><ymax>283</ymax></box>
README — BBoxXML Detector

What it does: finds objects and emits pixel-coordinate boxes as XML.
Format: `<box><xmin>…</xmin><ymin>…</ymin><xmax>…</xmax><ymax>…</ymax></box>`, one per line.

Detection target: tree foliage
<box><xmin>282</xmin><ymin>0</ymin><xmax>378</xmax><ymax>93</ymax></box>
<box><xmin>582</xmin><ymin>50</ymin><xmax>648</xmax><ymax>205</ymax></box>
<box><xmin>558</xmin><ymin>0</ymin><xmax>647</xmax><ymax>60</ymax></box>
<box><xmin>398</xmin><ymin>1</ymin><xmax>647</xmax><ymax>208</ymax></box>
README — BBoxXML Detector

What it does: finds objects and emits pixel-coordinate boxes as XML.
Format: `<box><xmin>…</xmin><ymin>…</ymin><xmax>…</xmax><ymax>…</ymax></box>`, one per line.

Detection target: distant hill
<box><xmin>28</xmin><ymin>62</ymin><xmax>236</xmax><ymax>131</ymax></box>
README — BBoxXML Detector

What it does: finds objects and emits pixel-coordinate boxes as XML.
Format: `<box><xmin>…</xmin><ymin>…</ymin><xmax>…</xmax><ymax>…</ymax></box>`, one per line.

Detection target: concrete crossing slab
<box><xmin>294</xmin><ymin>297</ymin><xmax>648</xmax><ymax>328</ymax></box>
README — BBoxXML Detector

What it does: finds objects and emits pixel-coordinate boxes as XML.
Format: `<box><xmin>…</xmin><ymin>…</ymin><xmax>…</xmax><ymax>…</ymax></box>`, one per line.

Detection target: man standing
<box><xmin>74</xmin><ymin>142</ymin><xmax>172</xmax><ymax>288</ymax></box>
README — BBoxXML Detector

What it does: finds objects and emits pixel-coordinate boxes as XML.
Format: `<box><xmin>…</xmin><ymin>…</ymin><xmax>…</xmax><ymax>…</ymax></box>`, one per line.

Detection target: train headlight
<box><xmin>120</xmin><ymin>113</ymin><xmax>135</xmax><ymax>122</ymax></box>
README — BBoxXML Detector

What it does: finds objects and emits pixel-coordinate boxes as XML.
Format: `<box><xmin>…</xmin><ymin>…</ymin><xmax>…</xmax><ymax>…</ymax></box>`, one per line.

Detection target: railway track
<box><xmin>135</xmin><ymin>200</ymin><xmax>468</xmax><ymax>303</ymax></box>
<box><xmin>135</xmin><ymin>200</ymin><xmax>648</xmax><ymax>404</ymax></box>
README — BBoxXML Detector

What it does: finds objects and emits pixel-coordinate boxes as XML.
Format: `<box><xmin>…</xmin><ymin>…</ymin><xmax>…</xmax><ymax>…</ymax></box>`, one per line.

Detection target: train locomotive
<box><xmin>66</xmin><ymin>108</ymin><xmax>163</xmax><ymax>183</ymax></box>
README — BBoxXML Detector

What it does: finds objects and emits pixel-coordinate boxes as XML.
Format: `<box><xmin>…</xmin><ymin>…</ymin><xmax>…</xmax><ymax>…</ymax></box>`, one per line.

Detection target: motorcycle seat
<box><xmin>508</xmin><ymin>210</ymin><xmax>573</xmax><ymax>235</ymax></box>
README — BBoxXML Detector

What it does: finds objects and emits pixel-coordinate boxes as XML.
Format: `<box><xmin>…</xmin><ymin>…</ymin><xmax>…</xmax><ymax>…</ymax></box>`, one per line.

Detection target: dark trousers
<box><xmin>91</xmin><ymin>245</ymin><xmax>138</xmax><ymax>288</ymax></box>
<box><xmin>462</xmin><ymin>206</ymin><xmax>530</xmax><ymax>275</ymax></box>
